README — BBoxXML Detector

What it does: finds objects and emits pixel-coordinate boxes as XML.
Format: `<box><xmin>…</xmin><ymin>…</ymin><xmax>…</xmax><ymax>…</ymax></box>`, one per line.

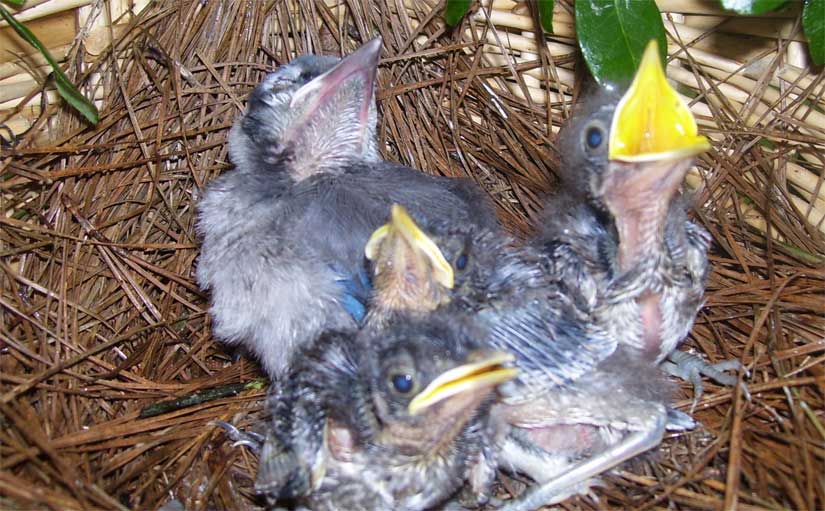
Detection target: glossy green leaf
<box><xmin>538</xmin><ymin>0</ymin><xmax>554</xmax><ymax>34</ymax></box>
<box><xmin>444</xmin><ymin>0</ymin><xmax>471</xmax><ymax>27</ymax></box>
<box><xmin>2</xmin><ymin>0</ymin><xmax>27</xmax><ymax>7</ymax></box>
<box><xmin>719</xmin><ymin>0</ymin><xmax>787</xmax><ymax>15</ymax></box>
<box><xmin>803</xmin><ymin>0</ymin><xmax>824</xmax><ymax>65</ymax></box>
<box><xmin>0</xmin><ymin>4</ymin><xmax>99</xmax><ymax>124</ymax></box>
<box><xmin>575</xmin><ymin>0</ymin><xmax>667</xmax><ymax>87</ymax></box>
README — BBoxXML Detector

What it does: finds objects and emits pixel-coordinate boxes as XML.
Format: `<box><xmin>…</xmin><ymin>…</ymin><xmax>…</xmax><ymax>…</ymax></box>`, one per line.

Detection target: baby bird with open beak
<box><xmin>253</xmin><ymin>314</ymin><xmax>517</xmax><ymax>511</ymax></box>
<box><xmin>536</xmin><ymin>41</ymin><xmax>741</xmax><ymax>408</ymax></box>
<box><xmin>197</xmin><ymin>38</ymin><xmax>497</xmax><ymax>378</ymax></box>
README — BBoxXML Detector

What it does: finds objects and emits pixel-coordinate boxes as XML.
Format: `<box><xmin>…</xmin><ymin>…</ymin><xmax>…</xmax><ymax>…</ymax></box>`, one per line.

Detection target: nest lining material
<box><xmin>1</xmin><ymin>0</ymin><xmax>824</xmax><ymax>509</ymax></box>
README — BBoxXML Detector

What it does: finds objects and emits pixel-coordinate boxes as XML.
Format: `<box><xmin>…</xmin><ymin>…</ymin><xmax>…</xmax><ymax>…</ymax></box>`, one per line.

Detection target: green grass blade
<box><xmin>0</xmin><ymin>3</ymin><xmax>99</xmax><ymax>124</ymax></box>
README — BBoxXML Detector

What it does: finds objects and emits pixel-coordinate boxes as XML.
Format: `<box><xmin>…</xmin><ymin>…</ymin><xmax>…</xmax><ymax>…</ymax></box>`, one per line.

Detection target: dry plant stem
<box><xmin>138</xmin><ymin>378</ymin><xmax>267</xmax><ymax>418</ymax></box>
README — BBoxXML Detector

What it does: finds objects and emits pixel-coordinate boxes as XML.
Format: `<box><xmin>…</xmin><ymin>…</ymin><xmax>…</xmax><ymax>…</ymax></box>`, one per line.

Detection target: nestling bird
<box><xmin>498</xmin><ymin>41</ymin><xmax>728</xmax><ymax>510</ymax></box>
<box><xmin>251</xmin><ymin>313</ymin><xmax>517</xmax><ymax>511</ymax></box>
<box><xmin>196</xmin><ymin>38</ymin><xmax>497</xmax><ymax>377</ymax></box>
<box><xmin>534</xmin><ymin>41</ymin><xmax>742</xmax><ymax>407</ymax></box>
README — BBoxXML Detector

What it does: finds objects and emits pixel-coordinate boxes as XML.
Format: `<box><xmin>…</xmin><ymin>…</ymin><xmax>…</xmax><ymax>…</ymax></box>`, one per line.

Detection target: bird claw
<box><xmin>210</xmin><ymin>420</ymin><xmax>265</xmax><ymax>453</ymax></box>
<box><xmin>662</xmin><ymin>351</ymin><xmax>750</xmax><ymax>413</ymax></box>
<box><xmin>665</xmin><ymin>408</ymin><xmax>698</xmax><ymax>431</ymax></box>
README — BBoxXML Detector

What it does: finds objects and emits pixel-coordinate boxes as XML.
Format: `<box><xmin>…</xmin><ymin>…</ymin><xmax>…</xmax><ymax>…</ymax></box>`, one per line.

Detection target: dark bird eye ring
<box><xmin>582</xmin><ymin>120</ymin><xmax>607</xmax><ymax>153</ymax></box>
<box><xmin>390</xmin><ymin>373</ymin><xmax>414</xmax><ymax>394</ymax></box>
<box><xmin>455</xmin><ymin>254</ymin><xmax>468</xmax><ymax>271</ymax></box>
<box><xmin>585</xmin><ymin>126</ymin><xmax>604</xmax><ymax>150</ymax></box>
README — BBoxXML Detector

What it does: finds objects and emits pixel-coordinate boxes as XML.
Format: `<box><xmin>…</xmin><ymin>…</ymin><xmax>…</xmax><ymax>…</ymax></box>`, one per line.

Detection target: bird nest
<box><xmin>1</xmin><ymin>0</ymin><xmax>823</xmax><ymax>509</ymax></box>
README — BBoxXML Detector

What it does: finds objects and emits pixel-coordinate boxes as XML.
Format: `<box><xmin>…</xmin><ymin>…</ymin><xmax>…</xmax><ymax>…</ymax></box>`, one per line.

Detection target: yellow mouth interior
<box><xmin>364</xmin><ymin>204</ymin><xmax>454</xmax><ymax>289</ymax></box>
<box><xmin>609</xmin><ymin>40</ymin><xmax>710</xmax><ymax>162</ymax></box>
<box><xmin>408</xmin><ymin>352</ymin><xmax>517</xmax><ymax>415</ymax></box>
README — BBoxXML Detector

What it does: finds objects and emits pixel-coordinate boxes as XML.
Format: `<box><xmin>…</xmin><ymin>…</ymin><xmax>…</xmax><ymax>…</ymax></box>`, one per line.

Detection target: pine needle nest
<box><xmin>1</xmin><ymin>1</ymin><xmax>823</xmax><ymax>509</ymax></box>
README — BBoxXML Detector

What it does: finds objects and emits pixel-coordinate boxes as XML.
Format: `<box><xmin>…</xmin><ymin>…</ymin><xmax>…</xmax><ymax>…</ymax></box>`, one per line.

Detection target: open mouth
<box><xmin>608</xmin><ymin>40</ymin><xmax>710</xmax><ymax>162</ymax></box>
<box><xmin>365</xmin><ymin>204</ymin><xmax>454</xmax><ymax>290</ymax></box>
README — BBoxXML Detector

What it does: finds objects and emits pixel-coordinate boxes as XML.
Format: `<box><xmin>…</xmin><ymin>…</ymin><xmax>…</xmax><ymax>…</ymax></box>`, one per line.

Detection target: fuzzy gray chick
<box><xmin>252</xmin><ymin>313</ymin><xmax>517</xmax><ymax>511</ymax></box>
<box><xmin>535</xmin><ymin>41</ymin><xmax>741</xmax><ymax>407</ymax></box>
<box><xmin>196</xmin><ymin>38</ymin><xmax>497</xmax><ymax>377</ymax></box>
<box><xmin>363</xmin><ymin>203</ymin><xmax>687</xmax><ymax>509</ymax></box>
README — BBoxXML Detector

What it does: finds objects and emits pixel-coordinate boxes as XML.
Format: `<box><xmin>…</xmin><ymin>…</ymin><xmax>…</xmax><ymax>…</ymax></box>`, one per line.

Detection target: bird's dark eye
<box><xmin>390</xmin><ymin>373</ymin><xmax>414</xmax><ymax>394</ymax></box>
<box><xmin>585</xmin><ymin>126</ymin><xmax>604</xmax><ymax>150</ymax></box>
<box><xmin>455</xmin><ymin>254</ymin><xmax>468</xmax><ymax>271</ymax></box>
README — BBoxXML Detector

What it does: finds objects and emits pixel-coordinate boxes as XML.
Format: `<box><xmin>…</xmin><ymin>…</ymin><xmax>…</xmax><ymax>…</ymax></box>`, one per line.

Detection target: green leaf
<box><xmin>2</xmin><ymin>0</ymin><xmax>27</xmax><ymax>7</ymax></box>
<box><xmin>803</xmin><ymin>0</ymin><xmax>824</xmax><ymax>65</ymax></box>
<box><xmin>719</xmin><ymin>0</ymin><xmax>787</xmax><ymax>15</ymax></box>
<box><xmin>538</xmin><ymin>0</ymin><xmax>554</xmax><ymax>34</ymax></box>
<box><xmin>575</xmin><ymin>0</ymin><xmax>667</xmax><ymax>87</ymax></box>
<box><xmin>0</xmin><ymin>4</ymin><xmax>99</xmax><ymax>124</ymax></box>
<box><xmin>444</xmin><ymin>0</ymin><xmax>471</xmax><ymax>27</ymax></box>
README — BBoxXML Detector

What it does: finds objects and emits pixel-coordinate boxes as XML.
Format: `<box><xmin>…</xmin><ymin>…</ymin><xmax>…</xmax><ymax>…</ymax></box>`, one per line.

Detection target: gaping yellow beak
<box><xmin>408</xmin><ymin>351</ymin><xmax>518</xmax><ymax>415</ymax></box>
<box><xmin>364</xmin><ymin>204</ymin><xmax>454</xmax><ymax>290</ymax></box>
<box><xmin>609</xmin><ymin>40</ymin><xmax>710</xmax><ymax>162</ymax></box>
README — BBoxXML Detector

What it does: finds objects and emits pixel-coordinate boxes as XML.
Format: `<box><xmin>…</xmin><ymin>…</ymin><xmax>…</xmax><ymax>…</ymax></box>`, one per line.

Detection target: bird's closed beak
<box><xmin>287</xmin><ymin>37</ymin><xmax>382</xmax><ymax>148</ymax></box>
<box><xmin>608</xmin><ymin>40</ymin><xmax>710</xmax><ymax>162</ymax></box>
<box><xmin>365</xmin><ymin>204</ymin><xmax>455</xmax><ymax>306</ymax></box>
<box><xmin>602</xmin><ymin>40</ymin><xmax>711</xmax><ymax>271</ymax></box>
<box><xmin>408</xmin><ymin>351</ymin><xmax>518</xmax><ymax>415</ymax></box>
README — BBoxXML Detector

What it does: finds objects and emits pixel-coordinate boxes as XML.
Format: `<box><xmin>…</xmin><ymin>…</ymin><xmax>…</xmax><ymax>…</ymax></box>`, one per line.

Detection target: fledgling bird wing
<box><xmin>256</xmin><ymin>331</ymin><xmax>362</xmax><ymax>501</ymax></box>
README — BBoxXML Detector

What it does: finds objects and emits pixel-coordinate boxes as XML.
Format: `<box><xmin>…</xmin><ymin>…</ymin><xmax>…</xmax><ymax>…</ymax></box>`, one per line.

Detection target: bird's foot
<box><xmin>666</xmin><ymin>408</ymin><xmax>697</xmax><ymax>431</ymax></box>
<box><xmin>662</xmin><ymin>351</ymin><xmax>750</xmax><ymax>413</ymax></box>
<box><xmin>449</xmin><ymin>487</ymin><xmax>502</xmax><ymax>510</ymax></box>
<box><xmin>210</xmin><ymin>420</ymin><xmax>265</xmax><ymax>453</ymax></box>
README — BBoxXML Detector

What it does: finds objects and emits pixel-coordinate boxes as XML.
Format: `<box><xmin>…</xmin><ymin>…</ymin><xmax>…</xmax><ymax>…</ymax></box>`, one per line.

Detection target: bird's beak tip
<box><xmin>365</xmin><ymin>223</ymin><xmax>389</xmax><ymax>261</ymax></box>
<box><xmin>367</xmin><ymin>204</ymin><xmax>454</xmax><ymax>290</ymax></box>
<box><xmin>407</xmin><ymin>351</ymin><xmax>517</xmax><ymax>415</ymax></box>
<box><xmin>608</xmin><ymin>39</ymin><xmax>710</xmax><ymax>162</ymax></box>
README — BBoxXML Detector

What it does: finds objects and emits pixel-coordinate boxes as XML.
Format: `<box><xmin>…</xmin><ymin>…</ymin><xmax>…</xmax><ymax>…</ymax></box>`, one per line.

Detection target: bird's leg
<box><xmin>499</xmin><ymin>406</ymin><xmax>667</xmax><ymax>511</ymax></box>
<box><xmin>661</xmin><ymin>350</ymin><xmax>750</xmax><ymax>413</ymax></box>
<box><xmin>210</xmin><ymin>420</ymin><xmax>265</xmax><ymax>453</ymax></box>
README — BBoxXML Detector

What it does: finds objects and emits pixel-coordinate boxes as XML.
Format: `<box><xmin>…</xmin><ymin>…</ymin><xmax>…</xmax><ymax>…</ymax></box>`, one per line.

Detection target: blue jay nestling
<box><xmin>219</xmin><ymin>313</ymin><xmax>516</xmax><ymax>511</ymax></box>
<box><xmin>534</xmin><ymin>41</ymin><xmax>742</xmax><ymax>409</ymax></box>
<box><xmin>500</xmin><ymin>41</ymin><xmax>730</xmax><ymax>510</ymax></box>
<box><xmin>196</xmin><ymin>38</ymin><xmax>497</xmax><ymax>377</ymax></box>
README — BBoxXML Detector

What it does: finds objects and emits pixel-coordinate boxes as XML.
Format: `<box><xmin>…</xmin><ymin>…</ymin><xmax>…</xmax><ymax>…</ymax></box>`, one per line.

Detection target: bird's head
<box><xmin>229</xmin><ymin>37</ymin><xmax>382</xmax><ymax>181</ymax></box>
<box><xmin>561</xmin><ymin>40</ymin><xmax>710</xmax><ymax>271</ymax></box>
<box><xmin>556</xmin><ymin>86</ymin><xmax>617</xmax><ymax>200</ymax></box>
<box><xmin>364</xmin><ymin>204</ymin><xmax>503</xmax><ymax>319</ymax></box>
<box><xmin>364</xmin><ymin>315</ymin><xmax>517</xmax><ymax>455</ymax></box>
